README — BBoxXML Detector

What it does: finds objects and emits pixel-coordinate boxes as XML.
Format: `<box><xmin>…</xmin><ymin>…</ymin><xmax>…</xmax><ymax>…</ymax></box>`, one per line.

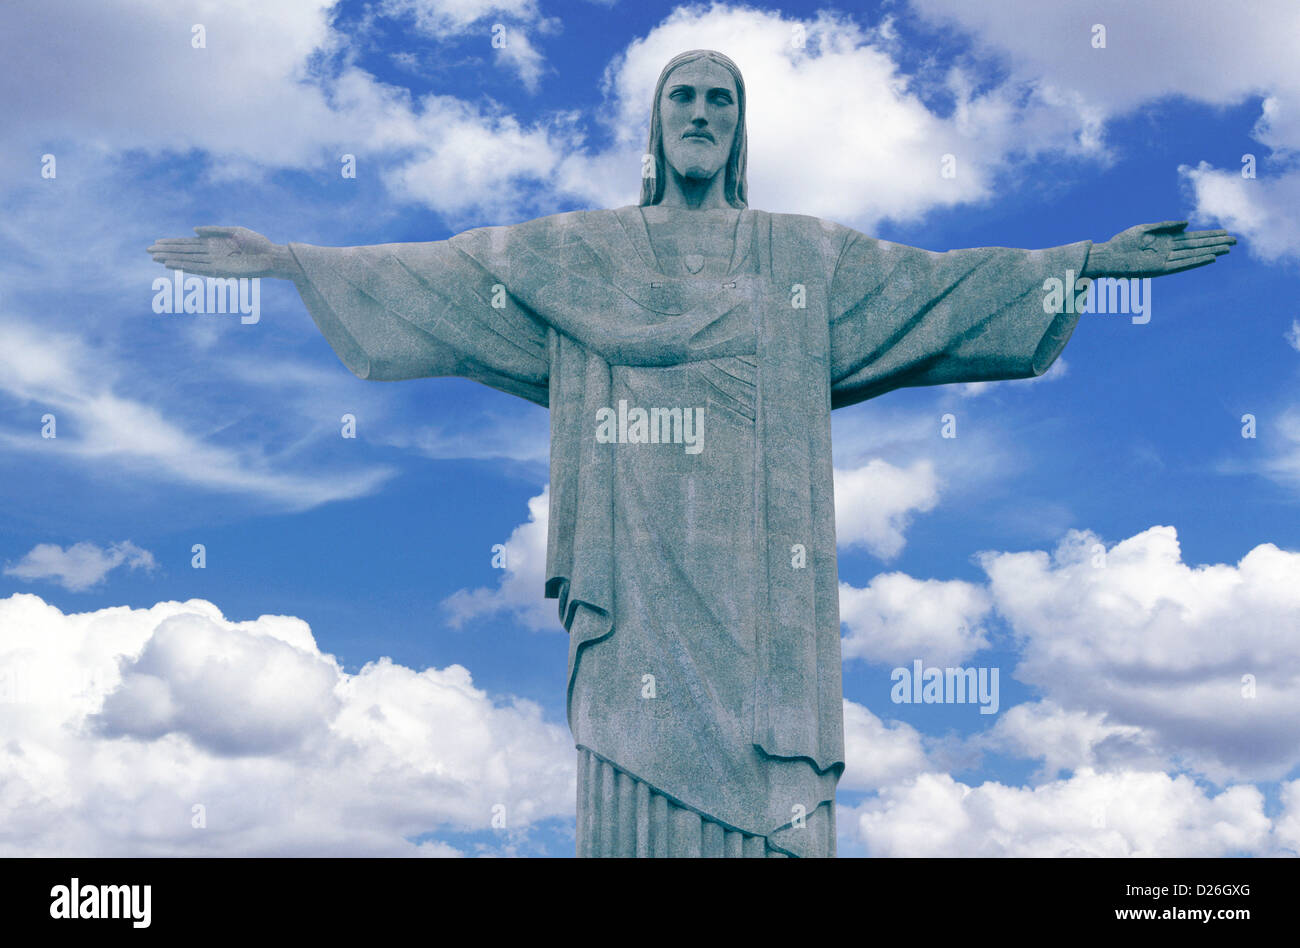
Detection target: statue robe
<box><xmin>287</xmin><ymin>207</ymin><xmax>1090</xmax><ymax>857</ymax></box>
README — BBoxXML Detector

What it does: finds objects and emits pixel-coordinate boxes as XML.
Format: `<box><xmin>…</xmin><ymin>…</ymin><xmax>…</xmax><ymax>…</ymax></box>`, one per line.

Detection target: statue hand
<box><xmin>1085</xmin><ymin>221</ymin><xmax>1236</xmax><ymax>278</ymax></box>
<box><xmin>148</xmin><ymin>226</ymin><xmax>298</xmax><ymax>280</ymax></box>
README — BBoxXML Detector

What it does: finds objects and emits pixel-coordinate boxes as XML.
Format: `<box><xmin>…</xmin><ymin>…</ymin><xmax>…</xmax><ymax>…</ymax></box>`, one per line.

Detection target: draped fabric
<box><xmin>287</xmin><ymin>209</ymin><xmax>1090</xmax><ymax>857</ymax></box>
<box><xmin>577</xmin><ymin>749</ymin><xmax>797</xmax><ymax>857</ymax></box>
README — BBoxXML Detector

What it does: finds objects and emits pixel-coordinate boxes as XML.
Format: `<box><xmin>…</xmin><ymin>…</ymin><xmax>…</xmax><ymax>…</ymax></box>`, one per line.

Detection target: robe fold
<box><xmin>287</xmin><ymin>208</ymin><xmax>1089</xmax><ymax>857</ymax></box>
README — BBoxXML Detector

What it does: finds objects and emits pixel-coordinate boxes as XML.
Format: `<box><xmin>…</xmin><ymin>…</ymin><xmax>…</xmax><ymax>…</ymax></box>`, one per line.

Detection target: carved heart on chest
<box><xmin>683</xmin><ymin>253</ymin><xmax>705</xmax><ymax>274</ymax></box>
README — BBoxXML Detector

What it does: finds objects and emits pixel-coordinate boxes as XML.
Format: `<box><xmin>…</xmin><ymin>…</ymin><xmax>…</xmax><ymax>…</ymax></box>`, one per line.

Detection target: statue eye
<box><xmin>668</xmin><ymin>88</ymin><xmax>692</xmax><ymax>102</ymax></box>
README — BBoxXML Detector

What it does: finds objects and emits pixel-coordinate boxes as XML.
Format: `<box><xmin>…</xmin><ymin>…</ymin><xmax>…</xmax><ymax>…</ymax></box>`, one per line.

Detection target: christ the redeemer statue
<box><xmin>150</xmin><ymin>50</ymin><xmax>1235</xmax><ymax>858</ymax></box>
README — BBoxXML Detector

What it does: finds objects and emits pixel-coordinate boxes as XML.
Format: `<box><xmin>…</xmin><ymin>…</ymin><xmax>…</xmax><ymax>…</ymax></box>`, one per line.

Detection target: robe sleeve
<box><xmin>287</xmin><ymin>226</ymin><xmax>551</xmax><ymax>406</ymax></box>
<box><xmin>826</xmin><ymin>228</ymin><xmax>1092</xmax><ymax>409</ymax></box>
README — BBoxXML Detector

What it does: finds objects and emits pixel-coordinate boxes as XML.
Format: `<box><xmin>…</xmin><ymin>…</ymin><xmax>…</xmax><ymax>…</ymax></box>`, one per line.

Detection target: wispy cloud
<box><xmin>4</xmin><ymin>541</ymin><xmax>156</xmax><ymax>592</ymax></box>
<box><xmin>0</xmin><ymin>319</ymin><xmax>393</xmax><ymax>510</ymax></box>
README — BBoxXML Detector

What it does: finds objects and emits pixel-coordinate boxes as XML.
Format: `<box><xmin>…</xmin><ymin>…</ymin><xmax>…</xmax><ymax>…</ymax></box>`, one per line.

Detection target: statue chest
<box><xmin>643</xmin><ymin>217</ymin><xmax>741</xmax><ymax>278</ymax></box>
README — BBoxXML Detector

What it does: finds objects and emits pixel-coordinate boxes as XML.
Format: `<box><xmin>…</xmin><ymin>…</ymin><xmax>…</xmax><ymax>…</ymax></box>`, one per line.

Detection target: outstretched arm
<box><xmin>149</xmin><ymin>224</ymin><xmax>550</xmax><ymax>403</ymax></box>
<box><xmin>1083</xmin><ymin>220</ymin><xmax>1236</xmax><ymax>278</ymax></box>
<box><xmin>149</xmin><ymin>226</ymin><xmax>300</xmax><ymax>280</ymax></box>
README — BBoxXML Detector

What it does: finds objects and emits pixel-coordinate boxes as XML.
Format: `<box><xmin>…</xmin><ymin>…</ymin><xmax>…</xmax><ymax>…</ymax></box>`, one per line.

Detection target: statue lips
<box><xmin>681</xmin><ymin>129</ymin><xmax>715</xmax><ymax>144</ymax></box>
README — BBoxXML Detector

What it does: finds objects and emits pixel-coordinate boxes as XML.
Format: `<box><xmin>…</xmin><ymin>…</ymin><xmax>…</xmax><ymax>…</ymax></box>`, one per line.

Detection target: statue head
<box><xmin>639</xmin><ymin>49</ymin><xmax>748</xmax><ymax>208</ymax></box>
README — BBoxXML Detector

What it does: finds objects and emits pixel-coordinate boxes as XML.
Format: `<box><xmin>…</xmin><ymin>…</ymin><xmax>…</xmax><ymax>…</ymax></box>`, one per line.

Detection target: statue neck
<box><xmin>658</xmin><ymin>168</ymin><xmax>731</xmax><ymax>209</ymax></box>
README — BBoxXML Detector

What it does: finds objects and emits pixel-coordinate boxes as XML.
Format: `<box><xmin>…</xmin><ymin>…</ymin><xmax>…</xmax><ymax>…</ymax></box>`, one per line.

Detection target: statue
<box><xmin>149</xmin><ymin>49</ymin><xmax>1235</xmax><ymax>858</ymax></box>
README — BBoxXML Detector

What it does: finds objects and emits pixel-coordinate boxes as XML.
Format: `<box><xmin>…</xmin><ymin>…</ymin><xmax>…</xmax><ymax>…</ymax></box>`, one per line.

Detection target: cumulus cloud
<box><xmin>384</xmin><ymin>98</ymin><xmax>583</xmax><ymax>222</ymax></box>
<box><xmin>839</xmin><ymin>523</ymin><xmax>1300</xmax><ymax>806</ymax></box>
<box><xmin>982</xmin><ymin>700</ymin><xmax>1163</xmax><ymax>782</ymax></box>
<box><xmin>830</xmin><ymin>403</ymin><xmax>1020</xmax><ymax>529</ymax></box>
<box><xmin>839</xmin><ymin>572</ymin><xmax>991</xmax><ymax>666</ymax></box>
<box><xmin>0</xmin><ymin>593</ymin><xmax>573</xmax><ymax>856</ymax></box>
<box><xmin>843</xmin><ymin>769</ymin><xmax>1273</xmax><ymax>857</ymax></box>
<box><xmin>982</xmin><ymin>526</ymin><xmax>1300</xmax><ymax>783</ymax></box>
<box><xmin>837</xmin><ymin>519</ymin><xmax>1300</xmax><ymax>856</ymax></box>
<box><xmin>1180</xmin><ymin>160</ymin><xmax>1300</xmax><ymax>262</ymax></box>
<box><xmin>579</xmin><ymin>3</ymin><xmax>1105</xmax><ymax>224</ymax></box>
<box><xmin>94</xmin><ymin>611</ymin><xmax>341</xmax><ymax>756</ymax></box>
<box><xmin>840</xmin><ymin>700</ymin><xmax>933</xmax><ymax>792</ymax></box>
<box><xmin>442</xmin><ymin>486</ymin><xmax>555</xmax><ymax>631</ymax></box>
<box><xmin>834</xmin><ymin>459</ymin><xmax>940</xmax><ymax>559</ymax></box>
<box><xmin>4</xmin><ymin>541</ymin><xmax>156</xmax><ymax>592</ymax></box>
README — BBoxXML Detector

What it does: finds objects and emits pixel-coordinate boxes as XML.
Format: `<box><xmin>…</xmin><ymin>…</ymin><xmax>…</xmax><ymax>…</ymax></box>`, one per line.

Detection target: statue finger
<box><xmin>194</xmin><ymin>225</ymin><xmax>239</xmax><ymax>237</ymax></box>
<box><xmin>1145</xmin><ymin>220</ymin><xmax>1188</xmax><ymax>234</ymax></box>
<box><xmin>148</xmin><ymin>240</ymin><xmax>210</xmax><ymax>254</ymax></box>
<box><xmin>1168</xmin><ymin>248</ymin><xmax>1223</xmax><ymax>261</ymax></box>
<box><xmin>1172</xmin><ymin>235</ymin><xmax>1236</xmax><ymax>250</ymax></box>
<box><xmin>1165</xmin><ymin>254</ymin><xmax>1216</xmax><ymax>273</ymax></box>
<box><xmin>148</xmin><ymin>245</ymin><xmax>209</xmax><ymax>255</ymax></box>
<box><xmin>156</xmin><ymin>253</ymin><xmax>214</xmax><ymax>268</ymax></box>
<box><xmin>170</xmin><ymin>261</ymin><xmax>224</xmax><ymax>276</ymax></box>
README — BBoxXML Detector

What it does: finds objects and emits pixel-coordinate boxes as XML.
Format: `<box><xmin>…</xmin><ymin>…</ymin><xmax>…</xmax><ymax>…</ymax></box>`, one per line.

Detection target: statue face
<box><xmin>658</xmin><ymin>59</ymin><xmax>738</xmax><ymax>185</ymax></box>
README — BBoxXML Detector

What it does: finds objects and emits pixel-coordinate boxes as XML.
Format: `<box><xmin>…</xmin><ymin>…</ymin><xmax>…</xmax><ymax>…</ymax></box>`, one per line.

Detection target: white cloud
<box><xmin>830</xmin><ymin>403</ymin><xmax>1021</xmax><ymax>530</ymax></box>
<box><xmin>385</xmin><ymin>408</ymin><xmax>550</xmax><ymax>466</ymax></box>
<box><xmin>913</xmin><ymin>0</ymin><xmax>1300</xmax><ymax>113</ymax></box>
<box><xmin>1180</xmin><ymin>160</ymin><xmax>1300</xmax><ymax>263</ymax></box>
<box><xmin>383</xmin><ymin>0</ymin><xmax>542</xmax><ymax>36</ymax></box>
<box><xmin>383</xmin><ymin>96</ymin><xmax>581</xmax><ymax>223</ymax></box>
<box><xmin>0</xmin><ymin>0</ymin><xmax>555</xmax><ymax>178</ymax></box>
<box><xmin>983</xmin><ymin>700</ymin><xmax>1162</xmax><ymax>782</ymax></box>
<box><xmin>0</xmin><ymin>319</ymin><xmax>393</xmax><ymax>510</ymax></box>
<box><xmin>843</xmin><ymin>768</ymin><xmax>1273</xmax><ymax>857</ymax></box>
<box><xmin>1254</xmin><ymin>409</ymin><xmax>1300</xmax><ymax>494</ymax></box>
<box><xmin>1276</xmin><ymin>780</ymin><xmax>1300</xmax><ymax>856</ymax></box>
<box><xmin>834</xmin><ymin>459</ymin><xmax>940</xmax><ymax>559</ymax></box>
<box><xmin>583</xmin><ymin>4</ymin><xmax>1096</xmax><ymax>225</ymax></box>
<box><xmin>95</xmin><ymin>611</ymin><xmax>341</xmax><ymax>756</ymax></box>
<box><xmin>839</xmin><ymin>571</ymin><xmax>991</xmax><ymax>667</ymax></box>
<box><xmin>982</xmin><ymin>526</ymin><xmax>1300</xmax><ymax>783</ymax></box>
<box><xmin>0</xmin><ymin>593</ymin><xmax>573</xmax><ymax>856</ymax></box>
<box><xmin>1287</xmin><ymin>320</ymin><xmax>1300</xmax><ymax>353</ymax></box>
<box><xmin>0</xmin><ymin>1</ymin><xmax>1109</xmax><ymax>231</ymax></box>
<box><xmin>914</xmin><ymin>0</ymin><xmax>1300</xmax><ymax>260</ymax></box>
<box><xmin>832</xmin><ymin>520</ymin><xmax>1300</xmax><ymax>837</ymax></box>
<box><xmin>4</xmin><ymin>541</ymin><xmax>156</xmax><ymax>592</ymax></box>
<box><xmin>9</xmin><ymin>0</ymin><xmax>1296</xmax><ymax>241</ymax></box>
<box><xmin>442</xmin><ymin>486</ymin><xmax>555</xmax><ymax>631</ymax></box>
<box><xmin>1</xmin><ymin>0</ymin><xmax>352</xmax><ymax>176</ymax></box>
<box><xmin>840</xmin><ymin>700</ymin><xmax>933</xmax><ymax>792</ymax></box>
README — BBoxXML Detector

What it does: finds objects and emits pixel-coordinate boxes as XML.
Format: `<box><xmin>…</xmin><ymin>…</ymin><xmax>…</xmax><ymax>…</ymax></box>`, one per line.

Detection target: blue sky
<box><xmin>2</xmin><ymin>0</ymin><xmax>1299</xmax><ymax>856</ymax></box>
